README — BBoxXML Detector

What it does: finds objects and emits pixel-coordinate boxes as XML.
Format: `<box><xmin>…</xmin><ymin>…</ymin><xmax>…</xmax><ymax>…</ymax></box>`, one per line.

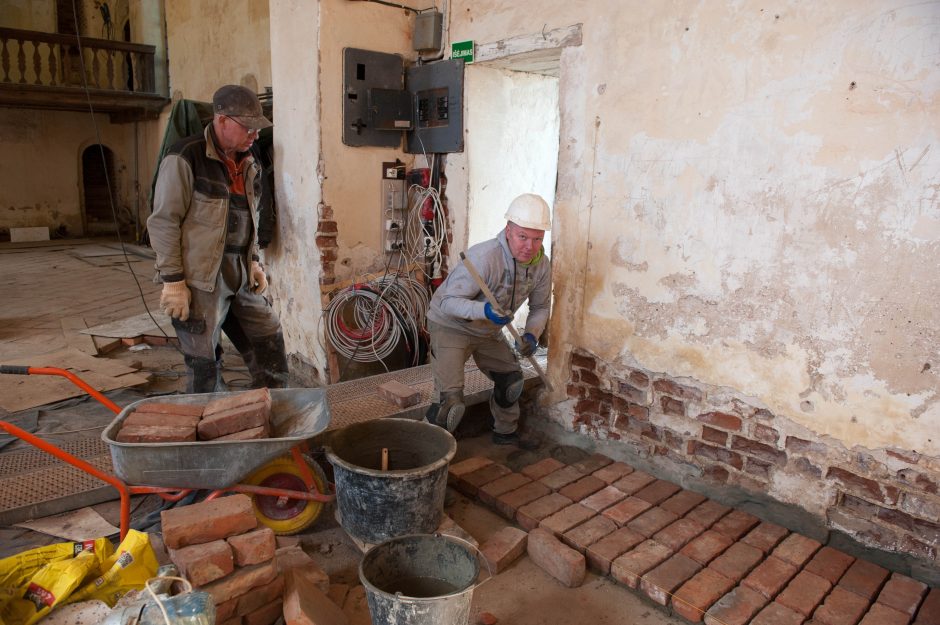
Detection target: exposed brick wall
<box><xmin>558</xmin><ymin>348</ymin><xmax>940</xmax><ymax>568</ymax></box>
<box><xmin>315</xmin><ymin>203</ymin><xmax>338</xmax><ymax>288</ymax></box>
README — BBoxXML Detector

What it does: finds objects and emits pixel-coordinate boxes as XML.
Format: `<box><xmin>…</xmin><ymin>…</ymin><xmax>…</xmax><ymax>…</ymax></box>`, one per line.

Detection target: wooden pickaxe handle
<box><xmin>459</xmin><ymin>252</ymin><xmax>554</xmax><ymax>392</ymax></box>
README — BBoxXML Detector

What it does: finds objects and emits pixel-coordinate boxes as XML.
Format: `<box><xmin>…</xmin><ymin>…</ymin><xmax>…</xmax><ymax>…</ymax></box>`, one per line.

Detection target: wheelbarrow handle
<box><xmin>0</xmin><ymin>365</ymin><xmax>30</xmax><ymax>375</ymax></box>
<box><xmin>0</xmin><ymin>365</ymin><xmax>123</xmax><ymax>414</ymax></box>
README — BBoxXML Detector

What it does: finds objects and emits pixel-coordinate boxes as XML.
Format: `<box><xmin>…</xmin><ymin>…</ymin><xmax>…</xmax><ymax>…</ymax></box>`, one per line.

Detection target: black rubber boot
<box><xmin>492</xmin><ymin>430</ymin><xmax>541</xmax><ymax>451</ymax></box>
<box><xmin>249</xmin><ymin>331</ymin><xmax>290</xmax><ymax>388</ymax></box>
<box><xmin>184</xmin><ymin>355</ymin><xmax>221</xmax><ymax>393</ymax></box>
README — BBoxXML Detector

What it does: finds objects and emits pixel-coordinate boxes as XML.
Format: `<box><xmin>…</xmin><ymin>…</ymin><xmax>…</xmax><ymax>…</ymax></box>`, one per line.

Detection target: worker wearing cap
<box><xmin>425</xmin><ymin>194</ymin><xmax>552</xmax><ymax>448</ymax></box>
<box><xmin>148</xmin><ymin>85</ymin><xmax>289</xmax><ymax>393</ymax></box>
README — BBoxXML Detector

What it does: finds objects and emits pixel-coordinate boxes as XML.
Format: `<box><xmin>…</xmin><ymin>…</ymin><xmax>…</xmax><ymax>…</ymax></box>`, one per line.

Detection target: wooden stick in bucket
<box><xmin>381</xmin><ymin>447</ymin><xmax>389</xmax><ymax>471</ymax></box>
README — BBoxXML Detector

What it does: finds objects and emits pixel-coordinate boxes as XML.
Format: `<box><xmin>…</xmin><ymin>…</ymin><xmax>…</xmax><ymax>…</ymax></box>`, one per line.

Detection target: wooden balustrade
<box><xmin>0</xmin><ymin>27</ymin><xmax>157</xmax><ymax>94</ymax></box>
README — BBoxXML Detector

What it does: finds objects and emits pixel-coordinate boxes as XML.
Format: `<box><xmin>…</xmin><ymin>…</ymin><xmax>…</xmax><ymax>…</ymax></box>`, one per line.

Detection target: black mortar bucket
<box><xmin>325</xmin><ymin>418</ymin><xmax>457</xmax><ymax>545</ymax></box>
<box><xmin>359</xmin><ymin>534</ymin><xmax>483</xmax><ymax>625</ymax></box>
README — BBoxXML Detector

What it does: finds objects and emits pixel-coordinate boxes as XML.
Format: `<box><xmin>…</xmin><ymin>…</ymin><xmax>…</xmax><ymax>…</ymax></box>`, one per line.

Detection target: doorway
<box><xmin>463</xmin><ymin>63</ymin><xmax>560</xmax><ymax>330</ymax></box>
<box><xmin>81</xmin><ymin>145</ymin><xmax>117</xmax><ymax>234</ymax></box>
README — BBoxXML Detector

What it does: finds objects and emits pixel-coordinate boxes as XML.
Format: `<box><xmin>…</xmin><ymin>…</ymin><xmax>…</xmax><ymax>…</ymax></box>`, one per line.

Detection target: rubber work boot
<box><xmin>185</xmin><ymin>355</ymin><xmax>221</xmax><ymax>393</ymax></box>
<box><xmin>248</xmin><ymin>331</ymin><xmax>290</xmax><ymax>388</ymax></box>
<box><xmin>491</xmin><ymin>430</ymin><xmax>540</xmax><ymax>451</ymax></box>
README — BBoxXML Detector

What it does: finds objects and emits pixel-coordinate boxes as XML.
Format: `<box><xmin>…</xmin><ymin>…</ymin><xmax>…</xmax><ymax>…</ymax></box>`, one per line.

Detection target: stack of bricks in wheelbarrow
<box><xmin>160</xmin><ymin>493</ymin><xmax>351</xmax><ymax>625</ymax></box>
<box><xmin>116</xmin><ymin>388</ymin><xmax>273</xmax><ymax>443</ymax></box>
<box><xmin>450</xmin><ymin>454</ymin><xmax>940</xmax><ymax>625</ymax></box>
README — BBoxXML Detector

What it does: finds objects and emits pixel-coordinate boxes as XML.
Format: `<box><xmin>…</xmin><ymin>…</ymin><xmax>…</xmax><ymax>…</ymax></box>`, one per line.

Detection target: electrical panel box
<box><xmin>342</xmin><ymin>48</ymin><xmax>464</xmax><ymax>153</ymax></box>
<box><xmin>413</xmin><ymin>10</ymin><xmax>443</xmax><ymax>52</ymax></box>
<box><xmin>406</xmin><ymin>59</ymin><xmax>464</xmax><ymax>154</ymax></box>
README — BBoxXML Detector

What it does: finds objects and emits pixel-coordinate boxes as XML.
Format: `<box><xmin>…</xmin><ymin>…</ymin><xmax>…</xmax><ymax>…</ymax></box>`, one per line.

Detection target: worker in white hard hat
<box><xmin>424</xmin><ymin>193</ymin><xmax>552</xmax><ymax>449</ymax></box>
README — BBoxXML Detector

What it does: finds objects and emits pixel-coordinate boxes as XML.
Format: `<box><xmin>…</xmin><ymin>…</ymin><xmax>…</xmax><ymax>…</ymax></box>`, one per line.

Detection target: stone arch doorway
<box><xmin>81</xmin><ymin>145</ymin><xmax>117</xmax><ymax>234</ymax></box>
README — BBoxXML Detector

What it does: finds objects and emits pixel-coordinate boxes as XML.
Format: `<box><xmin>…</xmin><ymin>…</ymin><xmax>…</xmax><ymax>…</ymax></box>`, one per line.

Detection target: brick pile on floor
<box><xmin>161</xmin><ymin>493</ymin><xmax>371</xmax><ymax>625</ymax></box>
<box><xmin>451</xmin><ymin>454</ymin><xmax>939</xmax><ymax>625</ymax></box>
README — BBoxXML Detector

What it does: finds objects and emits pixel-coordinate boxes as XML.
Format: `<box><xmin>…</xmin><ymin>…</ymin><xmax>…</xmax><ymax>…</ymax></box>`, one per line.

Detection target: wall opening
<box><xmin>81</xmin><ymin>145</ymin><xmax>117</xmax><ymax>235</ymax></box>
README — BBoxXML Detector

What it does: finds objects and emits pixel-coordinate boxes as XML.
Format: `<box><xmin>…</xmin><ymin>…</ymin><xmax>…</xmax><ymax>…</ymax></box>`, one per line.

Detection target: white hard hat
<box><xmin>504</xmin><ymin>193</ymin><xmax>552</xmax><ymax>231</ymax></box>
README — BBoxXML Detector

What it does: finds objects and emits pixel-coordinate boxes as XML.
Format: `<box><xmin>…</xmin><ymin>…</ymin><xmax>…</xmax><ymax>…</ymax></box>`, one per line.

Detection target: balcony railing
<box><xmin>0</xmin><ymin>27</ymin><xmax>167</xmax><ymax>119</ymax></box>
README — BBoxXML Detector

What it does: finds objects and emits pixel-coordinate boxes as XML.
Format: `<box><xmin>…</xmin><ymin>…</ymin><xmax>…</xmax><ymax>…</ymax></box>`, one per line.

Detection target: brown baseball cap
<box><xmin>212</xmin><ymin>85</ymin><xmax>272</xmax><ymax>130</ymax></box>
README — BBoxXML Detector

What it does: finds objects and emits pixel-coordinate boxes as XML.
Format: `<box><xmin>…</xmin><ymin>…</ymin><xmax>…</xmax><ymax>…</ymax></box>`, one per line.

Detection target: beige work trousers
<box><xmin>428</xmin><ymin>320</ymin><xmax>520</xmax><ymax>435</ymax></box>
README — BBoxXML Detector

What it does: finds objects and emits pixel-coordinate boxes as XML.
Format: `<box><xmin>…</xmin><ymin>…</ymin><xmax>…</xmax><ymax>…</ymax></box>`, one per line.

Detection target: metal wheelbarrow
<box><xmin>0</xmin><ymin>365</ymin><xmax>335</xmax><ymax>539</ymax></box>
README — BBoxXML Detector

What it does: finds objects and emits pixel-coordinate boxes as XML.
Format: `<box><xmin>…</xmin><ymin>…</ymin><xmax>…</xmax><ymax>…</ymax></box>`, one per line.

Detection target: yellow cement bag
<box><xmin>64</xmin><ymin>529</ymin><xmax>159</xmax><ymax>607</ymax></box>
<box><xmin>0</xmin><ymin>539</ymin><xmax>113</xmax><ymax>609</ymax></box>
<box><xmin>0</xmin><ymin>550</ymin><xmax>100</xmax><ymax>625</ymax></box>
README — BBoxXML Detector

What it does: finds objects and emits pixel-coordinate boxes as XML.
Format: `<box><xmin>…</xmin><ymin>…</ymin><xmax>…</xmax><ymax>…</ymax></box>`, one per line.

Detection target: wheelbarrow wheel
<box><xmin>244</xmin><ymin>454</ymin><xmax>329</xmax><ymax>535</ymax></box>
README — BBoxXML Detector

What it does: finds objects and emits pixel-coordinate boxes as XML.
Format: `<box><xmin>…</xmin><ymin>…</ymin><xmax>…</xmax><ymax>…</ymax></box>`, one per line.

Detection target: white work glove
<box><xmin>250</xmin><ymin>260</ymin><xmax>268</xmax><ymax>294</ymax></box>
<box><xmin>160</xmin><ymin>280</ymin><xmax>191</xmax><ymax>321</ymax></box>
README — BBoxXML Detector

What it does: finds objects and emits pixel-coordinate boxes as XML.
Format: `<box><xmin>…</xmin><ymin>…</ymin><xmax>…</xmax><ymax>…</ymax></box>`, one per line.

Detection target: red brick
<box><xmin>641</xmin><ymin>554</ymin><xmax>702</xmax><ymax>605</ymax></box>
<box><xmin>216</xmin><ymin>598</ymin><xmax>237</xmax><ymax>622</ymax></box>
<box><xmin>124</xmin><ymin>411</ymin><xmax>202</xmax><ymax>428</ymax></box>
<box><xmin>540</xmin><ymin>465</ymin><xmax>586</xmax><ymax>491</ymax></box>
<box><xmin>698</xmin><ymin>411</ymin><xmax>743</xmax><ymax>431</ymax></box>
<box><xmin>731</xmin><ymin>435</ymin><xmax>788</xmax><ymax>465</ymax></box>
<box><xmin>613</xmin><ymin>470</ymin><xmax>657</xmax><ymax>494</ymax></box>
<box><xmin>563</xmin><ymin>514</ymin><xmax>617</xmax><ymax>553</ymax></box>
<box><xmin>236</xmin><ymin>576</ymin><xmax>285</xmax><ymax>616</ymax></box>
<box><xmin>592</xmin><ymin>461</ymin><xmax>635</xmax><ymax>484</ymax></box>
<box><xmin>228</xmin><ymin>527</ymin><xmax>276</xmax><ymax>567</ymax></box>
<box><xmin>742</xmin><ymin>522</ymin><xmax>790</xmax><ymax>553</ymax></box>
<box><xmin>559</xmin><ymin>475</ymin><xmax>606</xmax><ymax>502</ymax></box>
<box><xmin>495</xmin><ymin>481</ymin><xmax>551</xmax><ymax>519</ymax></box>
<box><xmin>283</xmin><ymin>569</ymin><xmax>346</xmax><ymax>625</ymax></box>
<box><xmin>479</xmin><ymin>525</ymin><xmax>527</xmax><ymax>573</ymax></box>
<box><xmin>540</xmin><ymin>503</ymin><xmax>596</xmax><ymax>536</ymax></box>
<box><xmin>805</xmin><ymin>547</ymin><xmax>856</xmax><ymax>585</ymax></box>
<box><xmin>116</xmin><ymin>424</ymin><xmax>197</xmax><ymax>443</ymax></box>
<box><xmin>705</xmin><ymin>586</ymin><xmax>770</xmax><ymax>625</ymax></box>
<box><xmin>122</xmin><ymin>336</ymin><xmax>143</xmax><ymax>345</ymax></box>
<box><xmin>654</xmin><ymin>518</ymin><xmax>707</xmax><ymax>551</ymax></box>
<box><xmin>133</xmin><ymin>401</ymin><xmax>205</xmax><ymax>417</ymax></box>
<box><xmin>838</xmin><ymin>559</ymin><xmax>889</xmax><ymax>600</ymax></box>
<box><xmin>169</xmin><ymin>539</ymin><xmax>234</xmax><ymax>586</ymax></box>
<box><xmin>711</xmin><ymin>510</ymin><xmax>761</xmax><ymax>540</ymax></box>
<box><xmin>448</xmin><ymin>456</ymin><xmax>493</xmax><ymax>481</ymax></box>
<box><xmin>654</xmin><ymin>378</ymin><xmax>703</xmax><ymax>401</ymax></box>
<box><xmin>274</xmin><ymin>547</ymin><xmax>329</xmax><ymax>593</ymax></box>
<box><xmin>743</xmin><ymin>556</ymin><xmax>800</xmax><ymax>598</ymax></box>
<box><xmin>243</xmin><ymin>601</ymin><xmax>283</xmax><ymax>625</ymax></box>
<box><xmin>571</xmin><ymin>453</ymin><xmax>614</xmax><ymax>474</ymax></box>
<box><xmin>813</xmin><ymin>586</ymin><xmax>871</xmax><ymax>625</ymax></box>
<box><xmin>204</xmin><ymin>387</ymin><xmax>271</xmax><ymax>416</ymax></box>
<box><xmin>702</xmin><ymin>425</ymin><xmax>730</xmax><ymax>445</ymax></box>
<box><xmin>681</xmin><ymin>530</ymin><xmax>734</xmax><ymax>565</ymax></box>
<box><xmin>198</xmin><ymin>401</ymin><xmax>270</xmax><ymax>440</ymax></box>
<box><xmin>162</xmin><ymin>494</ymin><xmax>257</xmax><ymax>549</ymax></box>
<box><xmin>689</xmin><ymin>500</ymin><xmax>732</xmax><ymax>527</ymax></box>
<box><xmin>457</xmin><ymin>463</ymin><xmax>511</xmax><ymax>497</ymax></box>
<box><xmin>777</xmin><ymin>570</ymin><xmax>832</xmax><ymax>616</ymax></box>
<box><xmin>709</xmin><ymin>542</ymin><xmax>765</xmax><ymax>582</ymax></box>
<box><xmin>773</xmin><ymin>533</ymin><xmax>822</xmax><ymax>568</ymax></box>
<box><xmin>585</xmin><ymin>527</ymin><xmax>645</xmax><ymax>574</ymax></box>
<box><xmin>692</xmin><ymin>441</ymin><xmax>745</xmax><ymax>469</ymax></box>
<box><xmin>913</xmin><ymin>588</ymin><xmax>940</xmax><ymax>625</ymax></box>
<box><xmin>376</xmin><ymin>380</ymin><xmax>420</xmax><ymax>408</ymax></box>
<box><xmin>214</xmin><ymin>425</ymin><xmax>269</xmax><ymax>441</ymax></box>
<box><xmin>570</xmin><ymin>352</ymin><xmax>597</xmax><ymax>370</ymax></box>
<box><xmin>661</xmin><ymin>490</ymin><xmax>709</xmax><ymax>517</ymax></box>
<box><xmin>634</xmin><ymin>479</ymin><xmax>682</xmax><ymax>505</ymax></box>
<box><xmin>520</xmin><ymin>457</ymin><xmax>565</xmax><ymax>480</ymax></box>
<box><xmin>602</xmin><ymin>496</ymin><xmax>653</xmax><ymax>526</ymax></box>
<box><xmin>674</xmin><ymin>568</ymin><xmax>737</xmax><ymax>622</ymax></box>
<box><xmin>610</xmin><ymin>540</ymin><xmax>674</xmax><ymax>588</ymax></box>
<box><xmin>751</xmin><ymin>602</ymin><xmax>805</xmax><ymax>625</ymax></box>
<box><xmin>628</xmin><ymin>507</ymin><xmax>679</xmax><ymax>537</ymax></box>
<box><xmin>581</xmin><ymin>485</ymin><xmax>627</xmax><ymax>512</ymax></box>
<box><xmin>516</xmin><ymin>493</ymin><xmax>573</xmax><ymax>531</ymax></box>
<box><xmin>527</xmin><ymin>527</ymin><xmax>586</xmax><ymax>588</ymax></box>
<box><xmin>858</xmin><ymin>604</ymin><xmax>911</xmax><ymax>625</ymax></box>
<box><xmin>877</xmin><ymin>573</ymin><xmax>928</xmax><ymax>617</ymax></box>
<box><xmin>827</xmin><ymin>466</ymin><xmax>900</xmax><ymax>505</ymax></box>
<box><xmin>202</xmin><ymin>559</ymin><xmax>278</xmax><ymax>605</ymax></box>
<box><xmin>479</xmin><ymin>473</ymin><xmax>532</xmax><ymax>508</ymax></box>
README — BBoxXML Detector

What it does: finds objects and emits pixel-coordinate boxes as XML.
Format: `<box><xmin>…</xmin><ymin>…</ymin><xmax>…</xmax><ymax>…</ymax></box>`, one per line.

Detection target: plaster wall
<box><xmin>163</xmin><ymin>0</ymin><xmax>271</xmax><ymax>102</ymax></box>
<box><xmin>448</xmin><ymin>0</ymin><xmax>940</xmax><ymax>457</ymax></box>
<box><xmin>0</xmin><ymin>109</ymin><xmax>134</xmax><ymax>236</ymax></box>
<box><xmin>0</xmin><ymin>0</ymin><xmax>55</xmax><ymax>30</ymax></box>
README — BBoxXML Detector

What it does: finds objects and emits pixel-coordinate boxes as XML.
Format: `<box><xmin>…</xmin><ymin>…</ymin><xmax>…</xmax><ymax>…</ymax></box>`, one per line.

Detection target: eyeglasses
<box><xmin>225</xmin><ymin>115</ymin><xmax>260</xmax><ymax>137</ymax></box>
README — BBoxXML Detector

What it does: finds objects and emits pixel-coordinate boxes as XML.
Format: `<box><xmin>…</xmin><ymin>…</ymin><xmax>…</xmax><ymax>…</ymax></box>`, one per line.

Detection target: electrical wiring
<box><xmin>403</xmin><ymin>182</ymin><xmax>447</xmax><ymax>273</ymax></box>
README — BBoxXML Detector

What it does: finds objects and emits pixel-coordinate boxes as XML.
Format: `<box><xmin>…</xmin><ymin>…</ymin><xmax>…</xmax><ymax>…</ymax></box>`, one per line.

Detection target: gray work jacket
<box><xmin>428</xmin><ymin>229</ymin><xmax>552</xmax><ymax>339</ymax></box>
<box><xmin>148</xmin><ymin>125</ymin><xmax>262</xmax><ymax>292</ymax></box>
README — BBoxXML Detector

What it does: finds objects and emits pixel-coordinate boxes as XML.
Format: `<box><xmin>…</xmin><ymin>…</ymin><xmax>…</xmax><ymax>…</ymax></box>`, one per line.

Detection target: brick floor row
<box><xmin>450</xmin><ymin>453</ymin><xmax>939</xmax><ymax>625</ymax></box>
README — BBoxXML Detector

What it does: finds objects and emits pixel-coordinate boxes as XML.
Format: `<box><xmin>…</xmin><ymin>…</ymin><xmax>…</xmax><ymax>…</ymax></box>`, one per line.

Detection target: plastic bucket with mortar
<box><xmin>325</xmin><ymin>418</ymin><xmax>457</xmax><ymax>545</ymax></box>
<box><xmin>359</xmin><ymin>533</ymin><xmax>486</xmax><ymax>625</ymax></box>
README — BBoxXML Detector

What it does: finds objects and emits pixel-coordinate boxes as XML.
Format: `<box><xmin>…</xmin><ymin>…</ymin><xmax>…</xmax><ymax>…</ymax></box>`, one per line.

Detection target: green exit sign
<box><xmin>451</xmin><ymin>40</ymin><xmax>474</xmax><ymax>63</ymax></box>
